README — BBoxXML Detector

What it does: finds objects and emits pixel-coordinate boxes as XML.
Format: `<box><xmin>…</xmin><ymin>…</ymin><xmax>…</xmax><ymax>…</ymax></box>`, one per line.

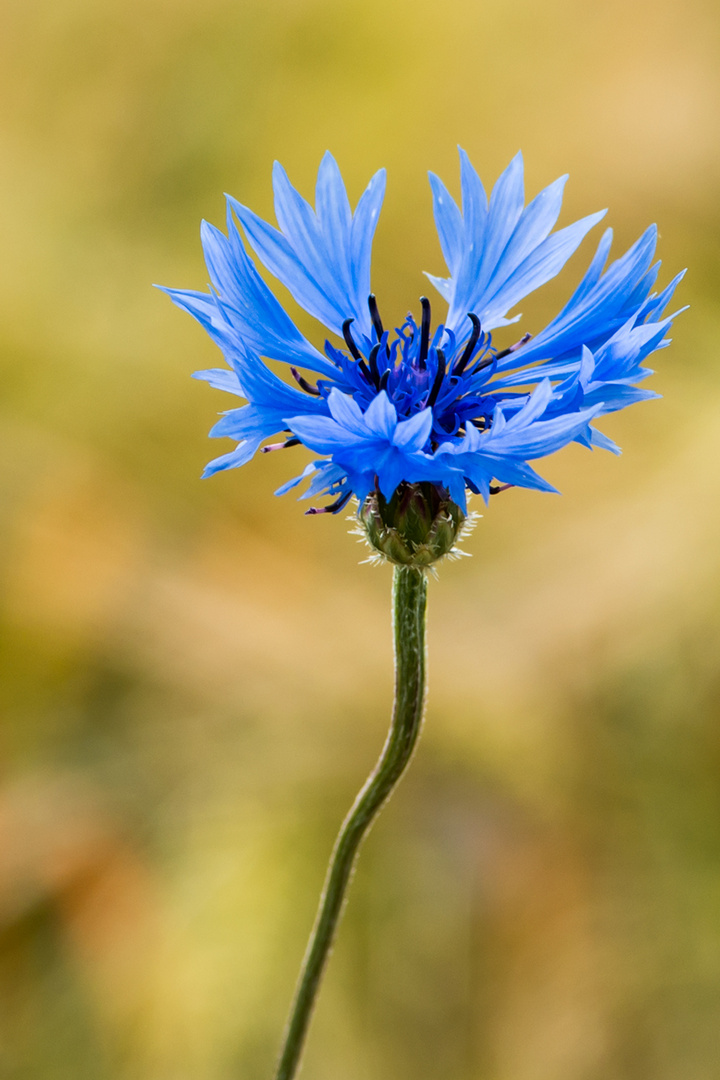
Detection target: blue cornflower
<box><xmin>163</xmin><ymin>150</ymin><xmax>683</xmax><ymax>523</ymax></box>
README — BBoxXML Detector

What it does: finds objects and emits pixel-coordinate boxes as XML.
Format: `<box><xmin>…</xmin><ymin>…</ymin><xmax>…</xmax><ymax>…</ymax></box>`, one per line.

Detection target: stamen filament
<box><xmin>261</xmin><ymin>437</ymin><xmax>301</xmax><ymax>453</ymax></box>
<box><xmin>418</xmin><ymin>296</ymin><xmax>431</xmax><ymax>370</ymax></box>
<box><xmin>305</xmin><ymin>490</ymin><xmax>353</xmax><ymax>515</ymax></box>
<box><xmin>426</xmin><ymin>348</ymin><xmax>446</xmax><ymax>408</ymax></box>
<box><xmin>368</xmin><ymin>343</ymin><xmax>381</xmax><ymax>387</ymax></box>
<box><xmin>357</xmin><ymin>357</ymin><xmax>373</xmax><ymax>384</ymax></box>
<box><xmin>368</xmin><ymin>294</ymin><xmax>384</xmax><ymax>341</ymax></box>
<box><xmin>342</xmin><ymin>318</ymin><xmax>362</xmax><ymax>360</ymax></box>
<box><xmin>290</xmin><ymin>367</ymin><xmax>321</xmax><ymax>396</ymax></box>
<box><xmin>453</xmin><ymin>313</ymin><xmax>482</xmax><ymax>376</ymax></box>
<box><xmin>495</xmin><ymin>332</ymin><xmax>533</xmax><ymax>360</ymax></box>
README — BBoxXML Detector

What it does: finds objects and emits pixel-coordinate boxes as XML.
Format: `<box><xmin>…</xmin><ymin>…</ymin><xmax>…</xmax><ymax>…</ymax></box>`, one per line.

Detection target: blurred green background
<box><xmin>1</xmin><ymin>0</ymin><xmax>719</xmax><ymax>1077</ymax></box>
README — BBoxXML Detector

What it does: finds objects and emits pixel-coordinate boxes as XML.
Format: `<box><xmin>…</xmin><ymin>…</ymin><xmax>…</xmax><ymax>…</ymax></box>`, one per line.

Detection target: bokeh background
<box><xmin>1</xmin><ymin>0</ymin><xmax>719</xmax><ymax>1077</ymax></box>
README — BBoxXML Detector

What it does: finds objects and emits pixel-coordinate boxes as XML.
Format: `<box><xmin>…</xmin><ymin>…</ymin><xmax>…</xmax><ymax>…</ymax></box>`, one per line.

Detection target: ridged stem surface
<box><xmin>274</xmin><ymin>564</ymin><xmax>428</xmax><ymax>1080</ymax></box>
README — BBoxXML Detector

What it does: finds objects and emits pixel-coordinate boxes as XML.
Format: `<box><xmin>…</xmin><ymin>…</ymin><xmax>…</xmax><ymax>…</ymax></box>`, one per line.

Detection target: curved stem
<box><xmin>274</xmin><ymin>564</ymin><xmax>428</xmax><ymax>1080</ymax></box>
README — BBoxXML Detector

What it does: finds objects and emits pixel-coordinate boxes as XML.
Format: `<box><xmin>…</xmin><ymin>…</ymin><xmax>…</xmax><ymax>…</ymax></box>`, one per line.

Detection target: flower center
<box><xmin>339</xmin><ymin>293</ymin><xmax>490</xmax><ymax>398</ymax></box>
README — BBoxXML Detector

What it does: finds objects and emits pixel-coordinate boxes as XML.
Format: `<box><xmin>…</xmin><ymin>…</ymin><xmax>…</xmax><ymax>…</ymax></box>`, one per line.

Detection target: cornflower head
<box><xmin>163</xmin><ymin>150</ymin><xmax>684</xmax><ymax>567</ymax></box>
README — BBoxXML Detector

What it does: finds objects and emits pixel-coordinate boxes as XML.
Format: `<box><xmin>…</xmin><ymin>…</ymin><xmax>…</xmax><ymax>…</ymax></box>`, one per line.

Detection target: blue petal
<box><xmin>393</xmin><ymin>407</ymin><xmax>433</xmax><ymax>451</ymax></box>
<box><xmin>588</xmin><ymin>429</ymin><xmax>621</xmax><ymax>454</ymax></box>
<box><xmin>273</xmin><ymin>160</ymin><xmax>349</xmax><ymax>323</ymax></box>
<box><xmin>429</xmin><ymin>150</ymin><xmax>606</xmax><ymax>336</ymax></box>
<box><xmin>275</xmin><ymin>461</ymin><xmax>318</xmax><ymax>496</ymax></box>
<box><xmin>350</xmin><ymin>167</ymin><xmax>387</xmax><ymax>312</ymax></box>
<box><xmin>438</xmin><ymin>148</ymin><xmax>488</xmax><ymax>323</ymax></box>
<box><xmin>509</xmin><ymin>226</ymin><xmax>658</xmax><ymax>368</ymax></box>
<box><xmin>428</xmin><ymin>171</ymin><xmax>464</xmax><ymax>274</ymax></box>
<box><xmin>234</xmin><ymin>350</ymin><xmax>329</xmax><ymax>418</ymax></box>
<box><xmin>471</xmin><ymin>151</ymin><xmax>526</xmax><ymax>301</ymax></box>
<box><xmin>481</xmin><ymin>209</ymin><xmax>607</xmax><ymax>328</ymax></box>
<box><xmin>638</xmin><ymin>270</ymin><xmax>686</xmax><ymax>321</ymax></box>
<box><xmin>209</xmin><ymin>406</ymin><xmax>276</xmax><ymax>440</ymax></box>
<box><xmin>193</xmin><ymin>368</ymin><xmax>244</xmax><ymax>395</ymax></box>
<box><xmin>489</xmin><ymin>174</ymin><xmax>567</xmax><ymax>287</ymax></box>
<box><xmin>202</xmin><ymin>441</ymin><xmax>263</xmax><ymax>476</ymax></box>
<box><xmin>363</xmin><ymin>391</ymin><xmax>397</xmax><ymax>440</ymax></box>
<box><xmin>301</xmin><ymin>461</ymin><xmax>348</xmax><ymax>499</ymax></box>
<box><xmin>376</xmin><ymin>453</ymin><xmax>410</xmax><ymax>501</ymax></box>
<box><xmin>492</xmin><ymin>409</ymin><xmax>600</xmax><ymax>458</ymax></box>
<box><xmin>159</xmin><ymin>286</ymin><xmax>233</xmax><ymax>350</ymax></box>
<box><xmin>207</xmin><ymin>351</ymin><xmax>328</xmax><ymax>472</ymax></box>
<box><xmin>285</xmin><ymin>414</ymin><xmax>359</xmax><ymax>454</ymax></box>
<box><xmin>423</xmin><ymin>272</ymin><xmax>453</xmax><ymax>302</ymax></box>
<box><xmin>230</xmin><ymin>158</ymin><xmax>386</xmax><ymax>338</ymax></box>
<box><xmin>315</xmin><ymin>152</ymin><xmax>354</xmax><ymax>301</ymax></box>
<box><xmin>326</xmin><ymin>388</ymin><xmax>369</xmax><ymax>436</ymax></box>
<box><xmin>166</xmin><ymin>214</ymin><xmax>339</xmax><ymax>379</ymax></box>
<box><xmin>482</xmin><ymin>456</ymin><xmax>559</xmax><ymax>495</ymax></box>
<box><xmin>459</xmin><ymin>147</ymin><xmax>489</xmax><ymax>265</ymax></box>
<box><xmin>508</xmin><ymin>378</ymin><xmax>553</xmax><ymax>426</ymax></box>
<box><xmin>229</xmin><ymin>197</ymin><xmax>341</xmax><ymax>330</ymax></box>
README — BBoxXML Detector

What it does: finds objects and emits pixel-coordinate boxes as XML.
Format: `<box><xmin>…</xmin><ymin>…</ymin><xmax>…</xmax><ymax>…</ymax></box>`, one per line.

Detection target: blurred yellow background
<box><xmin>1</xmin><ymin>0</ymin><xmax>719</xmax><ymax>1077</ymax></box>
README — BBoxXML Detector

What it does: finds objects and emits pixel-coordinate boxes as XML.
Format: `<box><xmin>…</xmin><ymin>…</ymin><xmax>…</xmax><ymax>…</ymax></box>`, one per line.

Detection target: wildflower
<box><xmin>162</xmin><ymin>150</ymin><xmax>683</xmax><ymax>538</ymax></box>
<box><xmin>163</xmin><ymin>153</ymin><xmax>685</xmax><ymax>1080</ymax></box>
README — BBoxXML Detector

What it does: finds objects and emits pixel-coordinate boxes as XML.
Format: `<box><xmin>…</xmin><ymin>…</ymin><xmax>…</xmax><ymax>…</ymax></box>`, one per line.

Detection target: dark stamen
<box><xmin>426</xmin><ymin>349</ymin><xmax>446</xmax><ymax>408</ymax></box>
<box><xmin>418</xmin><ymin>296</ymin><xmax>431</xmax><ymax>370</ymax></box>
<box><xmin>290</xmin><ymin>367</ymin><xmax>321</xmax><ymax>396</ymax></box>
<box><xmin>495</xmin><ymin>332</ymin><xmax>532</xmax><ymax>360</ymax></box>
<box><xmin>368</xmin><ymin>294</ymin><xmax>384</xmax><ymax>340</ymax></box>
<box><xmin>342</xmin><ymin>318</ymin><xmax>362</xmax><ymax>360</ymax></box>
<box><xmin>305</xmin><ymin>490</ymin><xmax>353</xmax><ymax>515</ymax></box>
<box><xmin>378</xmin><ymin>369</ymin><xmax>390</xmax><ymax>392</ymax></box>
<box><xmin>470</xmin><ymin>354</ymin><xmax>495</xmax><ymax>375</ymax></box>
<box><xmin>368</xmin><ymin>343</ymin><xmax>381</xmax><ymax>386</ymax></box>
<box><xmin>261</xmin><ymin>437</ymin><xmax>301</xmax><ymax>453</ymax></box>
<box><xmin>454</xmin><ymin>313</ymin><xmax>482</xmax><ymax>376</ymax></box>
<box><xmin>357</xmin><ymin>357</ymin><xmax>373</xmax><ymax>384</ymax></box>
<box><xmin>489</xmin><ymin>483</ymin><xmax>513</xmax><ymax>495</ymax></box>
<box><xmin>343</xmin><ymin>317</ymin><xmax>374</xmax><ymax>384</ymax></box>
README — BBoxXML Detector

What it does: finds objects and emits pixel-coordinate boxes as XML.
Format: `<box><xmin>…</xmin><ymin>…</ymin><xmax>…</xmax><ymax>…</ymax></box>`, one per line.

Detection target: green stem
<box><xmin>274</xmin><ymin>564</ymin><xmax>428</xmax><ymax>1080</ymax></box>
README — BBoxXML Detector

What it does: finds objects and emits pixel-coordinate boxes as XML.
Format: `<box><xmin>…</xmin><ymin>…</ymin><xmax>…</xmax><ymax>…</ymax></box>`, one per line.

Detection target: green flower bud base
<box><xmin>359</xmin><ymin>481</ymin><xmax>467</xmax><ymax>567</ymax></box>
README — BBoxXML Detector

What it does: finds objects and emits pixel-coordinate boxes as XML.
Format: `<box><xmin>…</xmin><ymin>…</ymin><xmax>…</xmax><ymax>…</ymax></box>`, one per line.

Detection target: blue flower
<box><xmin>162</xmin><ymin>150</ymin><xmax>684</xmax><ymax>516</ymax></box>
